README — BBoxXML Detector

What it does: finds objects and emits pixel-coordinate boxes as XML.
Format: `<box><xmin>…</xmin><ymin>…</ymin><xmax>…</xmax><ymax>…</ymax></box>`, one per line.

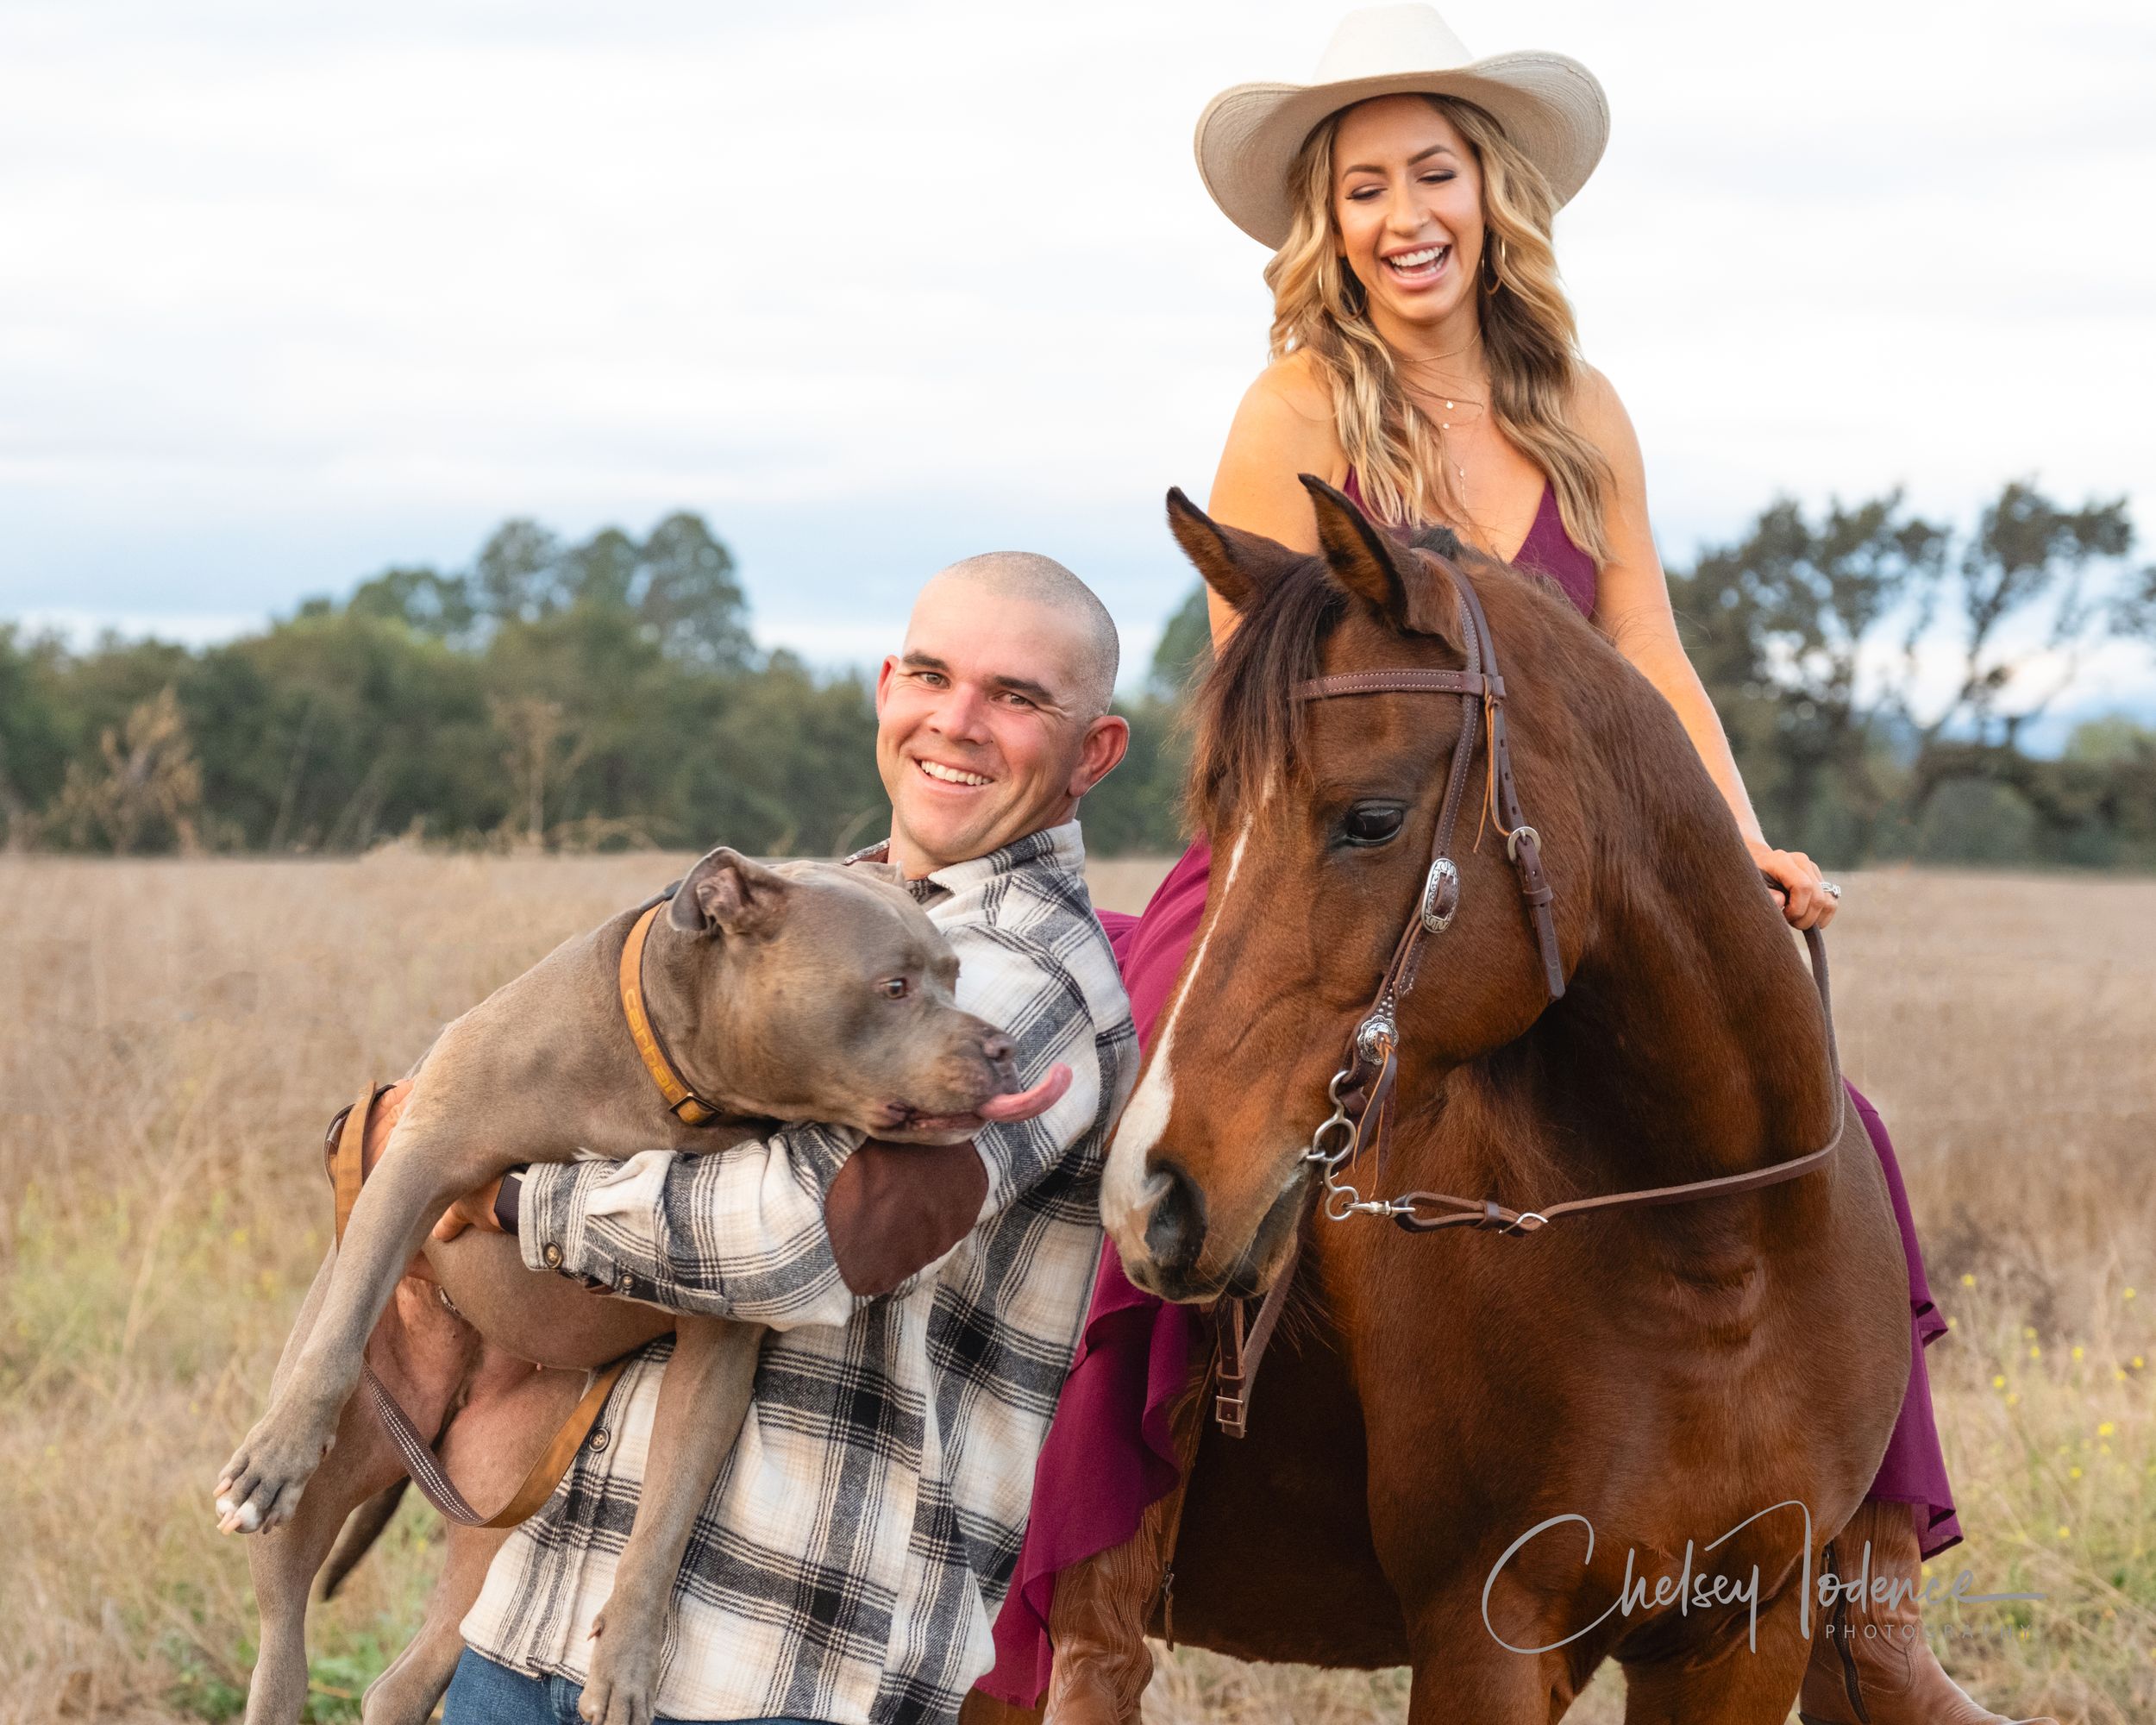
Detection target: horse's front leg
<box><xmin>1402</xmin><ymin>1578</ymin><xmax>1585</xmax><ymax>1724</ymax></box>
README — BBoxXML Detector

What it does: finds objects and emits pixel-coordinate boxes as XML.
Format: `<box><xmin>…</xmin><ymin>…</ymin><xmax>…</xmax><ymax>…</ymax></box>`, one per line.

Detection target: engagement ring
<box><xmin>1821</xmin><ymin>880</ymin><xmax>1842</xmax><ymax>900</ymax></box>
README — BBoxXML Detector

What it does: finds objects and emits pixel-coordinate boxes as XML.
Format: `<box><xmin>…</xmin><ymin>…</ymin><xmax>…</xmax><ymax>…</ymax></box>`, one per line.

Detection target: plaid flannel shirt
<box><xmin>460</xmin><ymin>821</ymin><xmax>1135</xmax><ymax>1725</ymax></box>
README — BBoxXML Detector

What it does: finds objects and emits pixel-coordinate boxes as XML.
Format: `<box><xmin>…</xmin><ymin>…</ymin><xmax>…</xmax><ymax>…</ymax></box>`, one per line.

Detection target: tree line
<box><xmin>0</xmin><ymin>480</ymin><xmax>2151</xmax><ymax>866</ymax></box>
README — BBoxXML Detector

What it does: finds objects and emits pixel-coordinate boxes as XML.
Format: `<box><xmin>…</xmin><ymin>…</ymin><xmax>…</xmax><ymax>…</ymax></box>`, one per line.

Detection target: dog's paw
<box><xmin>213</xmin><ymin>1408</ymin><xmax>335</xmax><ymax>1535</ymax></box>
<box><xmin>580</xmin><ymin>1603</ymin><xmax>661</xmax><ymax>1725</ymax></box>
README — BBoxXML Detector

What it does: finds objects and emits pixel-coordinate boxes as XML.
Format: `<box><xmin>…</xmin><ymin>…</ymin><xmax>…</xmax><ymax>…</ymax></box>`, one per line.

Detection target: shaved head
<box><xmin>928</xmin><ymin>552</ymin><xmax>1120</xmax><ymax>718</ymax></box>
<box><xmin>877</xmin><ymin>551</ymin><xmax>1131</xmax><ymax>877</ymax></box>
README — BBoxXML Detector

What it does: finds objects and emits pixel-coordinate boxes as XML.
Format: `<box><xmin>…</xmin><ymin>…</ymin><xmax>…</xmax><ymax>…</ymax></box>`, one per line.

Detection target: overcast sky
<box><xmin>3</xmin><ymin>0</ymin><xmax>2151</xmax><ymax>730</ymax></box>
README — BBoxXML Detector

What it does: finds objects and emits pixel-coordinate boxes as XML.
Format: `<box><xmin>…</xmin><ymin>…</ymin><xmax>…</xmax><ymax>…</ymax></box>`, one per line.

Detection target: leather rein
<box><xmin>1212</xmin><ymin>550</ymin><xmax>1847</xmax><ymax>1439</ymax></box>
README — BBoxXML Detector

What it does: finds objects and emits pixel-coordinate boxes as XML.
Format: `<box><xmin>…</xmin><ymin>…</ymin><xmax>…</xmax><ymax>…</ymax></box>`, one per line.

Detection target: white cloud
<box><xmin>0</xmin><ymin>0</ymin><xmax>2149</xmax><ymax>716</ymax></box>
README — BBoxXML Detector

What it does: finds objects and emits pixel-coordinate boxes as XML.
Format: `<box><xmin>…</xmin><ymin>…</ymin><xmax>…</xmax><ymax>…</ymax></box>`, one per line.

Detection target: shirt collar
<box><xmin>849</xmin><ymin>822</ymin><xmax>1087</xmax><ymax>905</ymax></box>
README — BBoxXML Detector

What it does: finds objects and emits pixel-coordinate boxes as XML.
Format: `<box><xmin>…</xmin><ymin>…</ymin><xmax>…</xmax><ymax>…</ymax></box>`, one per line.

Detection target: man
<box><xmin>439</xmin><ymin>553</ymin><xmax>1137</xmax><ymax>1725</ymax></box>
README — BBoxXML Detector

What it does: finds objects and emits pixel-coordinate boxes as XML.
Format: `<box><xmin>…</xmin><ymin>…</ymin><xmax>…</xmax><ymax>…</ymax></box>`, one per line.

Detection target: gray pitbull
<box><xmin>221</xmin><ymin>844</ymin><xmax>1068</xmax><ymax>1725</ymax></box>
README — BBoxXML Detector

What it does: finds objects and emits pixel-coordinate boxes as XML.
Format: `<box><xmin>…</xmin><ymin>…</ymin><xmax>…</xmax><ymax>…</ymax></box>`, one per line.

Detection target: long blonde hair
<box><xmin>1265</xmin><ymin>94</ymin><xmax>1611</xmax><ymax>564</ymax></box>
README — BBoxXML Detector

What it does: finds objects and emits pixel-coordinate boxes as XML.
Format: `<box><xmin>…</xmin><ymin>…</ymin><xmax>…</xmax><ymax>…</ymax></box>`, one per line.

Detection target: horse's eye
<box><xmin>1342</xmin><ymin>803</ymin><xmax>1407</xmax><ymax>847</ymax></box>
<box><xmin>880</xmin><ymin>976</ymin><xmax>911</xmax><ymax>1000</ymax></box>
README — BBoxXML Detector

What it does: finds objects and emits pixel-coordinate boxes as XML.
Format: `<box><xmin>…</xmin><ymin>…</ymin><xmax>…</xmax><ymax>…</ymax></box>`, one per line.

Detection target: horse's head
<box><xmin>1103</xmin><ymin>477</ymin><xmax>1599</xmax><ymax>1302</ymax></box>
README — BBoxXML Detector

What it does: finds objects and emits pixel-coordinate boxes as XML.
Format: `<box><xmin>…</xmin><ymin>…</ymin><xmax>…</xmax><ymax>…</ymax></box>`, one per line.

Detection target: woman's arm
<box><xmin>1203</xmin><ymin>354</ymin><xmax>1346</xmax><ymax>643</ymax></box>
<box><xmin>1575</xmin><ymin>366</ymin><xmax>1839</xmax><ymax>932</ymax></box>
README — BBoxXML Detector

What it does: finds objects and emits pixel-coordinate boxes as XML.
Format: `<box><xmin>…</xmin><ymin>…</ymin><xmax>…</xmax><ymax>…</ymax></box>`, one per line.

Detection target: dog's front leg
<box><xmin>217</xmin><ymin>1095</ymin><xmax>519</xmax><ymax>1535</ymax></box>
<box><xmin>580</xmin><ymin>1318</ymin><xmax>765</xmax><ymax>1725</ymax></box>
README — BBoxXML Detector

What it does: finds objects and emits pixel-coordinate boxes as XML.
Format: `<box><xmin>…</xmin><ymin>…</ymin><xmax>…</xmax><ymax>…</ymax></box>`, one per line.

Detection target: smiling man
<box><xmin>879</xmin><ymin>552</ymin><xmax>1127</xmax><ymax>877</ymax></box>
<box><xmin>440</xmin><ymin>551</ymin><xmax>1137</xmax><ymax>1725</ymax></box>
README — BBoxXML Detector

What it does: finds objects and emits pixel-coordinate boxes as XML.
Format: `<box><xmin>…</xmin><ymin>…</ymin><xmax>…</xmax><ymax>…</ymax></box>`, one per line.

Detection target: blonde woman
<box><xmin>980</xmin><ymin>10</ymin><xmax>2045</xmax><ymax>1725</ymax></box>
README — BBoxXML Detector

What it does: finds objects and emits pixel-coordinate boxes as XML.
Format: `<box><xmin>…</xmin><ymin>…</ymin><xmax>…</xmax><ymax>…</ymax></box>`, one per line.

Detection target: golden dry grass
<box><xmin>3</xmin><ymin>852</ymin><xmax>2152</xmax><ymax>1725</ymax></box>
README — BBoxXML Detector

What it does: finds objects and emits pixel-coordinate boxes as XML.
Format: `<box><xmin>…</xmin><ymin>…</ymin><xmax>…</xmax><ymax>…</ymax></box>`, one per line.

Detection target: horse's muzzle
<box><xmin>1120</xmin><ymin>1157</ymin><xmax>1308</xmax><ymax>1304</ymax></box>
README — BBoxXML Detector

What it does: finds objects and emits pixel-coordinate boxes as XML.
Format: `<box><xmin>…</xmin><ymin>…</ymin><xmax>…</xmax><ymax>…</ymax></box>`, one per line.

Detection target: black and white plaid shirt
<box><xmin>461</xmin><ymin>822</ymin><xmax>1135</xmax><ymax>1725</ymax></box>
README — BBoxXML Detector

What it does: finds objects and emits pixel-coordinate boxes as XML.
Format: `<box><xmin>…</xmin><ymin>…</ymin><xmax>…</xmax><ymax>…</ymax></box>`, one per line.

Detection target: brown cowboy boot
<box><xmin>1799</xmin><ymin>1501</ymin><xmax>2057</xmax><ymax>1725</ymax></box>
<box><xmin>1038</xmin><ymin>1502</ymin><xmax>1165</xmax><ymax>1725</ymax></box>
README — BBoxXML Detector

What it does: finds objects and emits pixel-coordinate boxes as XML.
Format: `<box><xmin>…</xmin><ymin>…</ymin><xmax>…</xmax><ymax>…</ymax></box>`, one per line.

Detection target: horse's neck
<box><xmin>1543</xmin><ymin>894</ymin><xmax>1833</xmax><ymax>1188</ymax></box>
<box><xmin>1487</xmin><ymin>750</ymin><xmax>1836</xmax><ymax>1196</ymax></box>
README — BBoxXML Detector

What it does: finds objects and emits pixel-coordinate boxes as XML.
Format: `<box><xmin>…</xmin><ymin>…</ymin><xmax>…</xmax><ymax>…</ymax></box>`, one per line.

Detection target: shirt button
<box><xmin>586</xmin><ymin>1427</ymin><xmax>610</xmax><ymax>1454</ymax></box>
<box><xmin>542</xmin><ymin>1243</ymin><xmax>563</xmax><ymax>1269</ymax></box>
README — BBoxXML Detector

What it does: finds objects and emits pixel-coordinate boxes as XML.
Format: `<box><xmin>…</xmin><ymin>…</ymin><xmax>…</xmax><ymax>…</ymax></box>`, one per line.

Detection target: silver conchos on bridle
<box><xmin>1420</xmin><ymin>856</ymin><xmax>1460</xmax><ymax>932</ymax></box>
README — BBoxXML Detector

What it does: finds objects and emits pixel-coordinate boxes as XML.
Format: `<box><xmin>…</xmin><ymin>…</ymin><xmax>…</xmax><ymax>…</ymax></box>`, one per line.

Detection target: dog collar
<box><xmin>619</xmin><ymin>901</ymin><xmax>724</xmax><ymax>1127</ymax></box>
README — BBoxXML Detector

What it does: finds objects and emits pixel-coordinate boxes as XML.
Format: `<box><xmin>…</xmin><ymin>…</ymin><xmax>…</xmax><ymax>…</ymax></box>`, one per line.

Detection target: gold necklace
<box><xmin>1409</xmin><ymin>385</ymin><xmax>1487</xmax><ymax>495</ymax></box>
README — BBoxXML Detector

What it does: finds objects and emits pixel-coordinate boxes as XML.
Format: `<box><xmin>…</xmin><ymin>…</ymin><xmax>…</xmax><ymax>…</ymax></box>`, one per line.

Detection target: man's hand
<box><xmin>431</xmin><ymin>1176</ymin><xmax>506</xmax><ymax>1242</ymax></box>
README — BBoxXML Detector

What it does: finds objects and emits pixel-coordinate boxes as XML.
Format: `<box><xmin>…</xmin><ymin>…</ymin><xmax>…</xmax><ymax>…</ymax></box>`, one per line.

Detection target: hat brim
<box><xmin>1195</xmin><ymin>52</ymin><xmax>1608</xmax><ymax>249</ymax></box>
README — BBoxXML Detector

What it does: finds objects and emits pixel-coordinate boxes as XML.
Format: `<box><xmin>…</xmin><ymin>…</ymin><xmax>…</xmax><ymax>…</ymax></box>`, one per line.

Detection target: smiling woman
<box><xmin>1265</xmin><ymin>91</ymin><xmax>1612</xmax><ymax>562</ymax></box>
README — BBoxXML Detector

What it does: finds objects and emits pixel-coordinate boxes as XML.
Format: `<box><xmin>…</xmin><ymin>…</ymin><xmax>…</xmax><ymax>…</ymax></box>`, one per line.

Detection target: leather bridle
<box><xmin>1211</xmin><ymin>549</ymin><xmax>1847</xmax><ymax>1438</ymax></box>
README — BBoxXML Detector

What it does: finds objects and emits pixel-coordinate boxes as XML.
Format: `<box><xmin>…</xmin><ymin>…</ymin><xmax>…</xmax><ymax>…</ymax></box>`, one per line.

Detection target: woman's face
<box><xmin>1331</xmin><ymin>95</ymin><xmax>1484</xmax><ymax>331</ymax></box>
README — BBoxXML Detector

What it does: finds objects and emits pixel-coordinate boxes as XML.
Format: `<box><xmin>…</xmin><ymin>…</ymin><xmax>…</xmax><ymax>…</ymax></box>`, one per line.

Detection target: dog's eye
<box><xmin>879</xmin><ymin>976</ymin><xmax>911</xmax><ymax>1000</ymax></box>
<box><xmin>1341</xmin><ymin>802</ymin><xmax>1407</xmax><ymax>847</ymax></box>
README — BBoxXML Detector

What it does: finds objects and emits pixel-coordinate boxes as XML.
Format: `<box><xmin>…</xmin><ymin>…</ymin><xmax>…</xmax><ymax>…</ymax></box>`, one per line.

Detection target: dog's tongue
<box><xmin>976</xmin><ymin>1063</ymin><xmax>1073</xmax><ymax>1123</ymax></box>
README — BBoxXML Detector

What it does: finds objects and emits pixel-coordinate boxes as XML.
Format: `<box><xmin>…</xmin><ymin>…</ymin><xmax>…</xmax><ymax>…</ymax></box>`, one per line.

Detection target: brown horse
<box><xmin>1094</xmin><ymin>480</ymin><xmax>1910</xmax><ymax>1722</ymax></box>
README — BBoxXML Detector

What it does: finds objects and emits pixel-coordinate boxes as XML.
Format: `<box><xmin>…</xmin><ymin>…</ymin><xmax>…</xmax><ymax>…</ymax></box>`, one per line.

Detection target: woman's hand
<box><xmin>1748</xmin><ymin>837</ymin><xmax>1839</xmax><ymax>931</ymax></box>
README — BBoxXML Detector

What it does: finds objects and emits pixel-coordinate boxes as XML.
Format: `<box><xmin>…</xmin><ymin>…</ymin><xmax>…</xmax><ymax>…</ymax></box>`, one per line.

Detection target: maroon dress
<box><xmin>980</xmin><ymin>478</ymin><xmax>1959</xmax><ymax>1707</ymax></box>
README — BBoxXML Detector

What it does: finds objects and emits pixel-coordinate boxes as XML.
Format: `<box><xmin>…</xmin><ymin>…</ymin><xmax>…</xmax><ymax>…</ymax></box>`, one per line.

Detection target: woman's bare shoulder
<box><xmin>1212</xmin><ymin>353</ymin><xmax>1344</xmax><ymax>553</ymax></box>
<box><xmin>1566</xmin><ymin>360</ymin><xmax>1644</xmax><ymax>474</ymax></box>
<box><xmin>1223</xmin><ymin>352</ymin><xmax>1342</xmax><ymax>475</ymax></box>
<box><xmin>1241</xmin><ymin>349</ymin><xmax>1337</xmax><ymax>423</ymax></box>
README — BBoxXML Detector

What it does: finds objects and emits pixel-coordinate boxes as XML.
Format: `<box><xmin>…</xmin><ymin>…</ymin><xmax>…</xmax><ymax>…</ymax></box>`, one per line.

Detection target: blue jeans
<box><xmin>442</xmin><ymin>1648</ymin><xmax>831</xmax><ymax>1725</ymax></box>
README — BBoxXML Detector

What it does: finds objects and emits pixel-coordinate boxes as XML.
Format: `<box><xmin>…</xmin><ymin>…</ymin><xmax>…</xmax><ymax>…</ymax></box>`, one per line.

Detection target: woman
<box><xmin>981</xmin><ymin>10</ymin><xmax>2037</xmax><ymax>1725</ymax></box>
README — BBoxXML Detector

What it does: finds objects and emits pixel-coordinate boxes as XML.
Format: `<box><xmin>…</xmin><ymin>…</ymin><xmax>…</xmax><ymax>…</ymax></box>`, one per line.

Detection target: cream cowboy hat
<box><xmin>1195</xmin><ymin>3</ymin><xmax>1610</xmax><ymax>249</ymax></box>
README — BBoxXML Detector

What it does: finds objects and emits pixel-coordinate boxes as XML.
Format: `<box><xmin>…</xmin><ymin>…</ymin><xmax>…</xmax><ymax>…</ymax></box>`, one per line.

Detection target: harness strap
<box><xmin>1213</xmin><ymin>1232</ymin><xmax>1300</xmax><ymax>1440</ymax></box>
<box><xmin>320</xmin><ymin>1083</ymin><xmax>632</xmax><ymax>1530</ymax></box>
<box><xmin>361</xmin><ymin>1357</ymin><xmax>629</xmax><ymax>1529</ymax></box>
<box><xmin>619</xmin><ymin>901</ymin><xmax>724</xmax><ymax>1126</ymax></box>
<box><xmin>1448</xmin><ymin>562</ymin><xmax>1566</xmax><ymax>999</ymax></box>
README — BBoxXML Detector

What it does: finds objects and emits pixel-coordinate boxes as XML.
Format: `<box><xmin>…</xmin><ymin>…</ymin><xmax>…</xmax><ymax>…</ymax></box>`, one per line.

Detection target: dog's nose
<box><xmin>981</xmin><ymin>1033</ymin><xmax>1013</xmax><ymax>1065</ymax></box>
<box><xmin>1141</xmin><ymin>1159</ymin><xmax>1206</xmax><ymax>1278</ymax></box>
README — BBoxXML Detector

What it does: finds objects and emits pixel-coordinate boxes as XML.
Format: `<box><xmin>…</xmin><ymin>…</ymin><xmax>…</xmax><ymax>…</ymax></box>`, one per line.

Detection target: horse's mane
<box><xmin>1188</xmin><ymin>525</ymin><xmax>1469</xmax><ymax>832</ymax></box>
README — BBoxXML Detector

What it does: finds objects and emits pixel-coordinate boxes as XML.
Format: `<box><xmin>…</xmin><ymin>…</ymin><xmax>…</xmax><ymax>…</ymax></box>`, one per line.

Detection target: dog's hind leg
<box><xmin>360</xmin><ymin>1516</ymin><xmax>515</xmax><ymax>1725</ymax></box>
<box><xmin>243</xmin><ymin>1363</ymin><xmax>408</xmax><ymax>1725</ymax></box>
<box><xmin>246</xmin><ymin>1275</ymin><xmax>478</xmax><ymax>1725</ymax></box>
<box><xmin>361</xmin><ymin>1350</ymin><xmax>592</xmax><ymax>1725</ymax></box>
<box><xmin>580</xmin><ymin>1320</ymin><xmax>764</xmax><ymax>1725</ymax></box>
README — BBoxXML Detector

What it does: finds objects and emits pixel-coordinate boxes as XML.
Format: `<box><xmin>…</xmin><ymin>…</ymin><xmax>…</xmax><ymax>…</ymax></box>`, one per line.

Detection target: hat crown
<box><xmin>1312</xmin><ymin>4</ymin><xmax>1475</xmax><ymax>84</ymax></box>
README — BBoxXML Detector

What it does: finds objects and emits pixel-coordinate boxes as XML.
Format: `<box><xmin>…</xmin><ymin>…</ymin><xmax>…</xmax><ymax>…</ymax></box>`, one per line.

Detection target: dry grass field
<box><xmin>3</xmin><ymin>850</ymin><xmax>2153</xmax><ymax>1725</ymax></box>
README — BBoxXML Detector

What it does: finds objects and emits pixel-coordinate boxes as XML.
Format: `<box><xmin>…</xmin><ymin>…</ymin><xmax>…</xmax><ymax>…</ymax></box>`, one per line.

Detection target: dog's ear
<box><xmin>670</xmin><ymin>846</ymin><xmax>791</xmax><ymax>938</ymax></box>
<box><xmin>1300</xmin><ymin>474</ymin><xmax>1460</xmax><ymax>641</ymax></box>
<box><xmin>1165</xmin><ymin>487</ymin><xmax>1306</xmax><ymax>614</ymax></box>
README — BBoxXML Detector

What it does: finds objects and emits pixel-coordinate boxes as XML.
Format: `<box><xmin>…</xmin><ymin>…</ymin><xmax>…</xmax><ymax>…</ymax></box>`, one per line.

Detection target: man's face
<box><xmin>875</xmin><ymin>579</ymin><xmax>1125</xmax><ymax>875</ymax></box>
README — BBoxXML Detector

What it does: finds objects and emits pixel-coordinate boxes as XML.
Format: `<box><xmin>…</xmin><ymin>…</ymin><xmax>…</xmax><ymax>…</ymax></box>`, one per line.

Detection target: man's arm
<box><xmin>512</xmin><ymin>927</ymin><xmax>1112</xmax><ymax>1328</ymax></box>
<box><xmin>511</xmin><ymin>1120</ymin><xmax>862</xmax><ymax>1329</ymax></box>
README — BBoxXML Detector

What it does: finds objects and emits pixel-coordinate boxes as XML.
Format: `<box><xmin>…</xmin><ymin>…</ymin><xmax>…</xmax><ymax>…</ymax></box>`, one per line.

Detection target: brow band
<box><xmin>1292</xmin><ymin>670</ymin><xmax>1496</xmax><ymax>701</ymax></box>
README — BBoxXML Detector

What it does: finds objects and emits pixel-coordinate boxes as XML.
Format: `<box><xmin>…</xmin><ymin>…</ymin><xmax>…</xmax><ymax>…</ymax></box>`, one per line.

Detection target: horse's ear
<box><xmin>1164</xmin><ymin>487</ymin><xmax>1301</xmax><ymax>613</ymax></box>
<box><xmin>1300</xmin><ymin>474</ymin><xmax>1458</xmax><ymax>640</ymax></box>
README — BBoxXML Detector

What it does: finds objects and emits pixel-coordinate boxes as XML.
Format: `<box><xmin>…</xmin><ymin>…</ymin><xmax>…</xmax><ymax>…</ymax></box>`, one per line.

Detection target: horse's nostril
<box><xmin>1142</xmin><ymin>1160</ymin><xmax>1206</xmax><ymax>1276</ymax></box>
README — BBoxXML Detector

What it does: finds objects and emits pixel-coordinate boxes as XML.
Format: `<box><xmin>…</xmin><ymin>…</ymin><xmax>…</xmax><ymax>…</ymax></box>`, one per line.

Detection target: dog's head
<box><xmin>661</xmin><ymin>846</ymin><xmax>1068</xmax><ymax>1144</ymax></box>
